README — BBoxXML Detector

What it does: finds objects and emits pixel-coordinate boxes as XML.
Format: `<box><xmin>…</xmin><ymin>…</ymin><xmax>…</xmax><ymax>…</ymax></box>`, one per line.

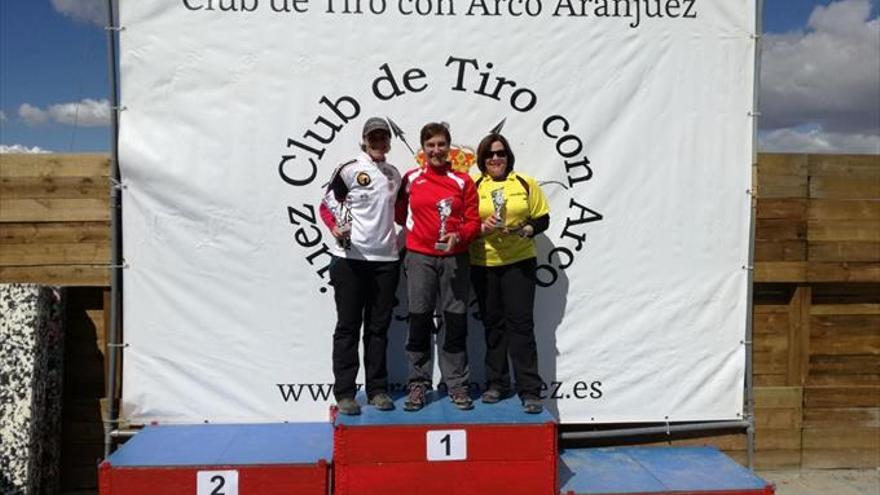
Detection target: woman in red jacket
<box><xmin>399</xmin><ymin>122</ymin><xmax>481</xmax><ymax>411</ymax></box>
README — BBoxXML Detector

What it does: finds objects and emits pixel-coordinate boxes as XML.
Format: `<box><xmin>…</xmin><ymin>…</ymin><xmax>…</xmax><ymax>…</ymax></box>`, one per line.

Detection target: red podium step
<box><xmin>99</xmin><ymin>423</ymin><xmax>332</xmax><ymax>495</ymax></box>
<box><xmin>333</xmin><ymin>391</ymin><xmax>557</xmax><ymax>495</ymax></box>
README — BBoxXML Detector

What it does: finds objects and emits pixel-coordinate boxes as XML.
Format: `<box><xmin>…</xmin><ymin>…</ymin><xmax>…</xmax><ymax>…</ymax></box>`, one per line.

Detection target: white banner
<box><xmin>119</xmin><ymin>0</ymin><xmax>755</xmax><ymax>424</ymax></box>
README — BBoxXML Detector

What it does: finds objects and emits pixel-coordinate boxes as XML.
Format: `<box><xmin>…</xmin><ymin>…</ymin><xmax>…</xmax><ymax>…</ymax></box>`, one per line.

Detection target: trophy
<box><xmin>434</xmin><ymin>197</ymin><xmax>454</xmax><ymax>251</ymax></box>
<box><xmin>335</xmin><ymin>198</ymin><xmax>352</xmax><ymax>249</ymax></box>
<box><xmin>490</xmin><ymin>187</ymin><xmax>506</xmax><ymax>229</ymax></box>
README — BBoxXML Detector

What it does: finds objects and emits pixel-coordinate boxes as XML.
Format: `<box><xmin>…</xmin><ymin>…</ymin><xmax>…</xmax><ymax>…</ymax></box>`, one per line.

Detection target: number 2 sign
<box><xmin>426</xmin><ymin>430</ymin><xmax>467</xmax><ymax>461</ymax></box>
<box><xmin>197</xmin><ymin>470</ymin><xmax>238</xmax><ymax>495</ymax></box>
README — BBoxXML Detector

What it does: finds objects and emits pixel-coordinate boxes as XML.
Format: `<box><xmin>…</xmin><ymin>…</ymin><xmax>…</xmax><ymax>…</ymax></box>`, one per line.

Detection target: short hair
<box><xmin>476</xmin><ymin>133</ymin><xmax>516</xmax><ymax>174</ymax></box>
<box><xmin>420</xmin><ymin>122</ymin><xmax>451</xmax><ymax>147</ymax></box>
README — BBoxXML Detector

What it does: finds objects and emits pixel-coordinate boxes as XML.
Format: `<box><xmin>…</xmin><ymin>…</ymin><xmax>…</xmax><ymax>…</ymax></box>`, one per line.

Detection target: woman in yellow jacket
<box><xmin>469</xmin><ymin>133</ymin><xmax>550</xmax><ymax>414</ymax></box>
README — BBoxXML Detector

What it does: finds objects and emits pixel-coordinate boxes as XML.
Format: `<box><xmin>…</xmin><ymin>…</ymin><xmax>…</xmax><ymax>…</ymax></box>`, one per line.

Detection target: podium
<box><xmin>98</xmin><ymin>423</ymin><xmax>332</xmax><ymax>495</ymax></box>
<box><xmin>333</xmin><ymin>391</ymin><xmax>557</xmax><ymax>495</ymax></box>
<box><xmin>559</xmin><ymin>447</ymin><xmax>775</xmax><ymax>495</ymax></box>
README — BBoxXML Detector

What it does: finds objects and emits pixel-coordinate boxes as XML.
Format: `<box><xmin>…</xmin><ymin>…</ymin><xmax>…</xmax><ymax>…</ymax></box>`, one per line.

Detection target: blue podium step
<box><xmin>99</xmin><ymin>423</ymin><xmax>332</xmax><ymax>495</ymax></box>
<box><xmin>560</xmin><ymin>447</ymin><xmax>774</xmax><ymax>495</ymax></box>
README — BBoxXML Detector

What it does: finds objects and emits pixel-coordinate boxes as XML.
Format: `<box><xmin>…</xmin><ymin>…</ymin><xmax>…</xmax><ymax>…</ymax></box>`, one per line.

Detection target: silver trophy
<box><xmin>335</xmin><ymin>198</ymin><xmax>352</xmax><ymax>249</ymax></box>
<box><xmin>491</xmin><ymin>187</ymin><xmax>506</xmax><ymax>229</ymax></box>
<box><xmin>434</xmin><ymin>197</ymin><xmax>454</xmax><ymax>251</ymax></box>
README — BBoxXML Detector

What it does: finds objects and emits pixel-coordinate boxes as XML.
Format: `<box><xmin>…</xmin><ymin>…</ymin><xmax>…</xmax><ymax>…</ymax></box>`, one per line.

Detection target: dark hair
<box><xmin>420</xmin><ymin>122</ymin><xmax>451</xmax><ymax>147</ymax></box>
<box><xmin>476</xmin><ymin>133</ymin><xmax>515</xmax><ymax>174</ymax></box>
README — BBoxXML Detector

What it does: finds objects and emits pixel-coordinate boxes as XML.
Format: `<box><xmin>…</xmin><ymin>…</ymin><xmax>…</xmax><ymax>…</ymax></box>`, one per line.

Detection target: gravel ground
<box><xmin>758</xmin><ymin>469</ymin><xmax>879</xmax><ymax>495</ymax></box>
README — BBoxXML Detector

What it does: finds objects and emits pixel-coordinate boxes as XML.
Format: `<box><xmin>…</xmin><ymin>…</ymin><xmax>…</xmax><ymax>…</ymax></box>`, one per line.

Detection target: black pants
<box><xmin>470</xmin><ymin>258</ymin><xmax>542</xmax><ymax>399</ymax></box>
<box><xmin>329</xmin><ymin>257</ymin><xmax>400</xmax><ymax>400</ymax></box>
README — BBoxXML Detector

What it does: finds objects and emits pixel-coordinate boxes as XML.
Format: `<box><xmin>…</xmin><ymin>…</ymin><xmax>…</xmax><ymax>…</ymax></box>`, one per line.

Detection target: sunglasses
<box><xmin>488</xmin><ymin>149</ymin><xmax>508</xmax><ymax>158</ymax></box>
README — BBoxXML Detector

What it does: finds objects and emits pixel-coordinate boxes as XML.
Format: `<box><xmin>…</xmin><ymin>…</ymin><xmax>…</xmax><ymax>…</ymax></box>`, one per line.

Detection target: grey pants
<box><xmin>404</xmin><ymin>251</ymin><xmax>470</xmax><ymax>393</ymax></box>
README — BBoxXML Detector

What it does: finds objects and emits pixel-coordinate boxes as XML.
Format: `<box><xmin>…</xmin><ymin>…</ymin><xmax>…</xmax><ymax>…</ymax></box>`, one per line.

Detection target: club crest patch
<box><xmin>356</xmin><ymin>172</ymin><xmax>371</xmax><ymax>186</ymax></box>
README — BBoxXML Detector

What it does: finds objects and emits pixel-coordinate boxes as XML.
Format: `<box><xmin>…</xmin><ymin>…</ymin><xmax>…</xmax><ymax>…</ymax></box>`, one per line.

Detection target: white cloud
<box><xmin>761</xmin><ymin>0</ymin><xmax>880</xmax><ymax>134</ymax></box>
<box><xmin>18</xmin><ymin>103</ymin><xmax>49</xmax><ymax>126</ymax></box>
<box><xmin>48</xmin><ymin>98</ymin><xmax>111</xmax><ymax>127</ymax></box>
<box><xmin>0</xmin><ymin>144</ymin><xmax>52</xmax><ymax>154</ymax></box>
<box><xmin>51</xmin><ymin>0</ymin><xmax>107</xmax><ymax>26</ymax></box>
<box><xmin>759</xmin><ymin>127</ymin><xmax>880</xmax><ymax>154</ymax></box>
<box><xmin>16</xmin><ymin>99</ymin><xmax>110</xmax><ymax>127</ymax></box>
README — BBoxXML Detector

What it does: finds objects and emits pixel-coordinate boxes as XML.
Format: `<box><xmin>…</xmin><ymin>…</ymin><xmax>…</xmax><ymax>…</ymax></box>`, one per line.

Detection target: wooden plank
<box><xmin>0</xmin><ymin>176</ymin><xmax>107</xmax><ymax>199</ymax></box>
<box><xmin>807</xmin><ymin>262</ymin><xmax>880</xmax><ymax>282</ymax></box>
<box><xmin>754</xmin><ymin>387</ymin><xmax>803</xmax><ymax>408</ymax></box>
<box><xmin>807</xmin><ymin>374</ymin><xmax>880</xmax><ymax>386</ymax></box>
<box><xmin>804</xmin><ymin>386</ymin><xmax>880</xmax><ymax>408</ymax></box>
<box><xmin>0</xmin><ymin>222</ymin><xmax>110</xmax><ymax>245</ymax></box>
<box><xmin>758</xmin><ymin>174</ymin><xmax>809</xmax><ymax>199</ymax></box>
<box><xmin>808</xmin><ymin>220</ymin><xmax>880</xmax><ymax>242</ymax></box>
<box><xmin>809</xmin><ymin>242</ymin><xmax>880</xmax><ymax>262</ymax></box>
<box><xmin>811</xmin><ymin>304</ymin><xmax>880</xmax><ymax>316</ymax></box>
<box><xmin>756</xmin><ymin>199</ymin><xmax>807</xmax><ymax>220</ymax></box>
<box><xmin>755</xmin><ymin>408</ymin><xmax>802</xmax><ymax>429</ymax></box>
<box><xmin>802</xmin><ymin>427</ymin><xmax>880</xmax><ymax>449</ymax></box>
<box><xmin>811</xmin><ymin>314</ymin><xmax>880</xmax><ymax>335</ymax></box>
<box><xmin>810</xmin><ymin>355</ymin><xmax>880</xmax><ymax>375</ymax></box>
<box><xmin>0</xmin><ymin>243</ymin><xmax>109</xmax><ymax>265</ymax></box>
<box><xmin>755</xmin><ymin>240</ymin><xmax>806</xmax><ymax>261</ymax></box>
<box><xmin>0</xmin><ymin>153</ymin><xmax>109</xmax><ymax>178</ymax></box>
<box><xmin>754</xmin><ymin>309</ymin><xmax>791</xmax><ymax>334</ymax></box>
<box><xmin>789</xmin><ymin>286</ymin><xmax>811</xmax><ymax>386</ymax></box>
<box><xmin>758</xmin><ymin>153</ymin><xmax>808</xmax><ymax>177</ymax></box>
<box><xmin>808</xmin><ymin>154</ymin><xmax>880</xmax><ymax>178</ymax></box>
<box><xmin>754</xmin><ymin>374</ymin><xmax>787</xmax><ymax>386</ymax></box>
<box><xmin>754</xmin><ymin>350</ymin><xmax>788</xmax><ymax>374</ymax></box>
<box><xmin>803</xmin><ymin>407</ymin><xmax>880</xmax><ymax>428</ymax></box>
<box><xmin>755</xmin><ymin>262</ymin><xmax>807</xmax><ymax>282</ymax></box>
<box><xmin>756</xmin><ymin>218</ymin><xmax>807</xmax><ymax>241</ymax></box>
<box><xmin>810</xmin><ymin>176</ymin><xmax>880</xmax><ymax>199</ymax></box>
<box><xmin>0</xmin><ymin>265</ymin><xmax>109</xmax><ymax>286</ymax></box>
<box><xmin>809</xmin><ymin>199</ymin><xmax>880</xmax><ymax>221</ymax></box>
<box><xmin>801</xmin><ymin>448</ymin><xmax>879</xmax><ymax>468</ymax></box>
<box><xmin>0</xmin><ymin>198</ymin><xmax>109</xmax><ymax>222</ymax></box>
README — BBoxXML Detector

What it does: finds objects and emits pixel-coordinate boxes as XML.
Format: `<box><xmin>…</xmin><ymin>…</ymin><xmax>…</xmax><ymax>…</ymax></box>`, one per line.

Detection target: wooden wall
<box><xmin>0</xmin><ymin>153</ymin><xmax>876</xmax><ymax>491</ymax></box>
<box><xmin>0</xmin><ymin>153</ymin><xmax>111</xmax><ymax>286</ymax></box>
<box><xmin>751</xmin><ymin>153</ymin><xmax>879</xmax><ymax>469</ymax></box>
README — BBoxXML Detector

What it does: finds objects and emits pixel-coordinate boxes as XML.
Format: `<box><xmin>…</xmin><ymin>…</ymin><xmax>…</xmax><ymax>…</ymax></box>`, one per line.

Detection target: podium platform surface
<box><xmin>335</xmin><ymin>391</ymin><xmax>555</xmax><ymax>426</ymax></box>
<box><xmin>106</xmin><ymin>422</ymin><xmax>333</xmax><ymax>466</ymax></box>
<box><xmin>560</xmin><ymin>447</ymin><xmax>774</xmax><ymax>494</ymax></box>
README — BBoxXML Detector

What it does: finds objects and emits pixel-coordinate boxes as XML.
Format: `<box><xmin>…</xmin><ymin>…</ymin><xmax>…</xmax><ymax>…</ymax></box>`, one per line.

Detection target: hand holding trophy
<box><xmin>490</xmin><ymin>187</ymin><xmax>506</xmax><ymax>230</ymax></box>
<box><xmin>334</xmin><ymin>198</ymin><xmax>353</xmax><ymax>249</ymax></box>
<box><xmin>434</xmin><ymin>197</ymin><xmax>455</xmax><ymax>251</ymax></box>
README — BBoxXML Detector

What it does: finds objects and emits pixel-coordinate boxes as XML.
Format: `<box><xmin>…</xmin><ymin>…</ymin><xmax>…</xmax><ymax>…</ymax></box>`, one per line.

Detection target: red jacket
<box><xmin>400</xmin><ymin>163</ymin><xmax>480</xmax><ymax>256</ymax></box>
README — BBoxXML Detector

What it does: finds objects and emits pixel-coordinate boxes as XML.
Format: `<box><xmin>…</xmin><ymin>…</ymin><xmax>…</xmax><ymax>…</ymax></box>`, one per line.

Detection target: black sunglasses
<box><xmin>488</xmin><ymin>149</ymin><xmax>508</xmax><ymax>158</ymax></box>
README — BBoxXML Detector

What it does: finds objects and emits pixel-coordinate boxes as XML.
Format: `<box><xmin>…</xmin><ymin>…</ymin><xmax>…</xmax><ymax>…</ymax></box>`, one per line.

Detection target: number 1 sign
<box><xmin>426</xmin><ymin>430</ymin><xmax>467</xmax><ymax>461</ymax></box>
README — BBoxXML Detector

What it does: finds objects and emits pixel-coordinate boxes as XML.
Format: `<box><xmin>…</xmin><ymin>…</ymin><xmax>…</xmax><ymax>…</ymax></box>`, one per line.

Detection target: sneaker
<box><xmin>336</xmin><ymin>397</ymin><xmax>361</xmax><ymax>416</ymax></box>
<box><xmin>450</xmin><ymin>390</ymin><xmax>474</xmax><ymax>410</ymax></box>
<box><xmin>369</xmin><ymin>393</ymin><xmax>395</xmax><ymax>411</ymax></box>
<box><xmin>522</xmin><ymin>398</ymin><xmax>543</xmax><ymax>414</ymax></box>
<box><xmin>480</xmin><ymin>388</ymin><xmax>508</xmax><ymax>404</ymax></box>
<box><xmin>404</xmin><ymin>383</ymin><xmax>428</xmax><ymax>412</ymax></box>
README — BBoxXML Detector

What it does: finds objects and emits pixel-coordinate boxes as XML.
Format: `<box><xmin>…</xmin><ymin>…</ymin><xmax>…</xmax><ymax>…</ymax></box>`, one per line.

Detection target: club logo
<box><xmin>356</xmin><ymin>171</ymin><xmax>371</xmax><ymax>186</ymax></box>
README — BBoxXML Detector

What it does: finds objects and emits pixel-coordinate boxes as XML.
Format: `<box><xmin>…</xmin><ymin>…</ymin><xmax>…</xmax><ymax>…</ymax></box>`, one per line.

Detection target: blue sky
<box><xmin>1</xmin><ymin>0</ymin><xmax>878</xmax><ymax>153</ymax></box>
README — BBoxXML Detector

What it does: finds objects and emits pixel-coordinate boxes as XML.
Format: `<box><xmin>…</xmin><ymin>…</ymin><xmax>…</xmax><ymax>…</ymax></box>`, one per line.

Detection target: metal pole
<box><xmin>744</xmin><ymin>0</ymin><xmax>764</xmax><ymax>472</ymax></box>
<box><xmin>104</xmin><ymin>0</ymin><xmax>123</xmax><ymax>459</ymax></box>
<box><xmin>561</xmin><ymin>421</ymin><xmax>751</xmax><ymax>441</ymax></box>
